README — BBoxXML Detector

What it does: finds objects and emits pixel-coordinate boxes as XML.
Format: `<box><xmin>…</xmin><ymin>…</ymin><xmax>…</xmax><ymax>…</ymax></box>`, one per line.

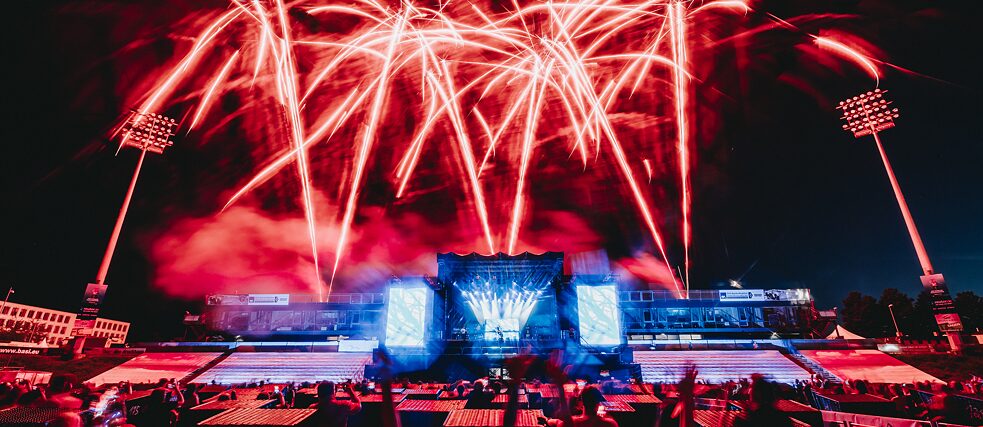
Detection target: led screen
<box><xmin>384</xmin><ymin>287</ymin><xmax>428</xmax><ymax>347</ymax></box>
<box><xmin>576</xmin><ymin>285</ymin><xmax>622</xmax><ymax>346</ymax></box>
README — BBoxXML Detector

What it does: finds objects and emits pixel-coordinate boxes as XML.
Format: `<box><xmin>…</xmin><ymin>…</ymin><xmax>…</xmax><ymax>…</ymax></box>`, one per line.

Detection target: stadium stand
<box><xmin>191</xmin><ymin>352</ymin><xmax>372</xmax><ymax>384</ymax></box>
<box><xmin>633</xmin><ymin>350</ymin><xmax>812</xmax><ymax>384</ymax></box>
<box><xmin>88</xmin><ymin>352</ymin><xmax>223</xmax><ymax>385</ymax></box>
<box><xmin>798</xmin><ymin>349</ymin><xmax>943</xmax><ymax>384</ymax></box>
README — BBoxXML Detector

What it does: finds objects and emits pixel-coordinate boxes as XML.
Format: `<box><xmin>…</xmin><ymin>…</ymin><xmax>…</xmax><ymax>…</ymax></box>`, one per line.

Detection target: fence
<box><xmin>821</xmin><ymin>410</ymin><xmax>962</xmax><ymax>427</ymax></box>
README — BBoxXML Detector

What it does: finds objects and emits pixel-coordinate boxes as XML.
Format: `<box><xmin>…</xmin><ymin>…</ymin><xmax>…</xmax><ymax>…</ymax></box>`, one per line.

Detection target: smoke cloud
<box><xmin>148</xmin><ymin>202</ymin><xmax>606</xmax><ymax>299</ymax></box>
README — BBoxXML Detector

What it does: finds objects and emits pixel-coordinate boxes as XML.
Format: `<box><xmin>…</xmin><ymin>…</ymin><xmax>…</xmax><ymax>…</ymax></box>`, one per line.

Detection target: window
<box><xmin>42</xmin><ymin>313</ymin><xmax>49</xmax><ymax>321</ymax></box>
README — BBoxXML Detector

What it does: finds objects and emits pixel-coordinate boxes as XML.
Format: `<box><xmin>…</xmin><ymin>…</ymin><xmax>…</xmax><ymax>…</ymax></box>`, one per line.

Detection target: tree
<box><xmin>910</xmin><ymin>290</ymin><xmax>940</xmax><ymax>338</ymax></box>
<box><xmin>878</xmin><ymin>288</ymin><xmax>914</xmax><ymax>336</ymax></box>
<box><xmin>842</xmin><ymin>291</ymin><xmax>883</xmax><ymax>337</ymax></box>
<box><xmin>954</xmin><ymin>291</ymin><xmax>983</xmax><ymax>333</ymax></box>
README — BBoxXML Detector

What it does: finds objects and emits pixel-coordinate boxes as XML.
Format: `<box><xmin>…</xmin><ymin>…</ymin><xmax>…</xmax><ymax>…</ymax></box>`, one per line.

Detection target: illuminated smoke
<box><xmin>148</xmin><ymin>202</ymin><xmax>601</xmax><ymax>299</ymax></box>
<box><xmin>113</xmin><ymin>0</ymin><xmax>885</xmax><ymax>298</ymax></box>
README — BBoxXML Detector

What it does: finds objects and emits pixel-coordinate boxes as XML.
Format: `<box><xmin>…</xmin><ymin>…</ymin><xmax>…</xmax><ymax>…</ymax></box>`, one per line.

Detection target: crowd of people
<box><xmin>794</xmin><ymin>376</ymin><xmax>983</xmax><ymax>424</ymax></box>
<box><xmin>0</xmin><ymin>353</ymin><xmax>980</xmax><ymax>427</ymax></box>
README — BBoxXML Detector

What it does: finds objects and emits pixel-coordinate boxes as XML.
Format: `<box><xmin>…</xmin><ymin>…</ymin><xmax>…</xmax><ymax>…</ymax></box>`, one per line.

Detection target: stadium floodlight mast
<box><xmin>94</xmin><ymin>111</ymin><xmax>178</xmax><ymax>286</ymax></box>
<box><xmin>837</xmin><ymin>89</ymin><xmax>963</xmax><ymax>352</ymax></box>
<box><xmin>71</xmin><ymin>111</ymin><xmax>176</xmax><ymax>351</ymax></box>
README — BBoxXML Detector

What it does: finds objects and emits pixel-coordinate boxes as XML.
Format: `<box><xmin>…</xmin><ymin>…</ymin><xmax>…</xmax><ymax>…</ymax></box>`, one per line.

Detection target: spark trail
<box><xmin>116</xmin><ymin>0</ymin><xmax>884</xmax><ymax>299</ymax></box>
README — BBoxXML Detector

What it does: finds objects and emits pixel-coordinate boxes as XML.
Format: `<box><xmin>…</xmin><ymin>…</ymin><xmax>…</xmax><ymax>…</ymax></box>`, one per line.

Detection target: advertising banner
<box><xmin>920</xmin><ymin>274</ymin><xmax>963</xmax><ymax>332</ymax></box>
<box><xmin>71</xmin><ymin>318</ymin><xmax>96</xmax><ymax>337</ymax></box>
<box><xmin>79</xmin><ymin>283</ymin><xmax>107</xmax><ymax>319</ymax></box>
<box><xmin>719</xmin><ymin>289</ymin><xmax>766</xmax><ymax>302</ymax></box>
<box><xmin>246</xmin><ymin>294</ymin><xmax>290</xmax><ymax>306</ymax></box>
<box><xmin>72</xmin><ymin>283</ymin><xmax>108</xmax><ymax>337</ymax></box>
<box><xmin>206</xmin><ymin>294</ymin><xmax>290</xmax><ymax>306</ymax></box>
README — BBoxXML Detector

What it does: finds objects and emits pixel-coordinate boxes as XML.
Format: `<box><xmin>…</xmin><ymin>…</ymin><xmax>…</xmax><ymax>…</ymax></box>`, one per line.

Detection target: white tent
<box><xmin>826</xmin><ymin>325</ymin><xmax>866</xmax><ymax>340</ymax></box>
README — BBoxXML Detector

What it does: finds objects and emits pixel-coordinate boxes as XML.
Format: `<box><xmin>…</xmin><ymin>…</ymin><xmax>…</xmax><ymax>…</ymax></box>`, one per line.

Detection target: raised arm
<box><xmin>346</xmin><ymin>382</ymin><xmax>362</xmax><ymax>414</ymax></box>
<box><xmin>504</xmin><ymin>354</ymin><xmax>535</xmax><ymax>427</ymax></box>
<box><xmin>378</xmin><ymin>351</ymin><xmax>401</xmax><ymax>427</ymax></box>
<box><xmin>674</xmin><ymin>366</ymin><xmax>697</xmax><ymax>427</ymax></box>
<box><xmin>547</xmin><ymin>350</ymin><xmax>573</xmax><ymax>427</ymax></box>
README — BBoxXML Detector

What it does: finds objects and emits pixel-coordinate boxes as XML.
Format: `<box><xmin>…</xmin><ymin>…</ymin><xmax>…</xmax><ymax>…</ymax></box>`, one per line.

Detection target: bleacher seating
<box><xmin>633</xmin><ymin>350</ymin><xmax>811</xmax><ymax>384</ymax></box>
<box><xmin>798</xmin><ymin>349</ymin><xmax>942</xmax><ymax>384</ymax></box>
<box><xmin>191</xmin><ymin>352</ymin><xmax>372</xmax><ymax>384</ymax></box>
<box><xmin>88</xmin><ymin>352</ymin><xmax>223</xmax><ymax>385</ymax></box>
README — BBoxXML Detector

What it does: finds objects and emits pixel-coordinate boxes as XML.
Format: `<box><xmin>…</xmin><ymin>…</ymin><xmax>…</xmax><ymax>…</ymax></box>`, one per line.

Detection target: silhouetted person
<box><xmin>283</xmin><ymin>384</ymin><xmax>296</xmax><ymax>408</ymax></box>
<box><xmin>465</xmin><ymin>382</ymin><xmax>493</xmax><ymax>408</ymax></box>
<box><xmin>136</xmin><ymin>389</ymin><xmax>180</xmax><ymax>427</ymax></box>
<box><xmin>311</xmin><ymin>381</ymin><xmax>361</xmax><ymax>427</ymax></box>
<box><xmin>41</xmin><ymin>374</ymin><xmax>82</xmax><ymax>410</ymax></box>
<box><xmin>560</xmin><ymin>386</ymin><xmax>618</xmax><ymax>427</ymax></box>
<box><xmin>182</xmin><ymin>383</ymin><xmax>200</xmax><ymax>409</ymax></box>
<box><xmin>733</xmin><ymin>376</ymin><xmax>792</xmax><ymax>427</ymax></box>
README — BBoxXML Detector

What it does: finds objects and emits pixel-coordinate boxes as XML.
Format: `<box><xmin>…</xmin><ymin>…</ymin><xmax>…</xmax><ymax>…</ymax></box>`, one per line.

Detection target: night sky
<box><xmin>3</xmin><ymin>0</ymin><xmax>981</xmax><ymax>341</ymax></box>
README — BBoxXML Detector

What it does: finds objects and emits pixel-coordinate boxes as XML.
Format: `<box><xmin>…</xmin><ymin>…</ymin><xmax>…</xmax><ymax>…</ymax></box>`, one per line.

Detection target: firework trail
<box><xmin>116</xmin><ymin>0</ymin><xmax>882</xmax><ymax>300</ymax></box>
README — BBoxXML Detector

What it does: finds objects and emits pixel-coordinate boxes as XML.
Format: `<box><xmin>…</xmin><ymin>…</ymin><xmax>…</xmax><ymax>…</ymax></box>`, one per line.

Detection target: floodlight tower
<box><xmin>837</xmin><ymin>89</ymin><xmax>963</xmax><ymax>352</ymax></box>
<box><xmin>74</xmin><ymin>112</ymin><xmax>177</xmax><ymax>344</ymax></box>
<box><xmin>95</xmin><ymin>112</ymin><xmax>178</xmax><ymax>285</ymax></box>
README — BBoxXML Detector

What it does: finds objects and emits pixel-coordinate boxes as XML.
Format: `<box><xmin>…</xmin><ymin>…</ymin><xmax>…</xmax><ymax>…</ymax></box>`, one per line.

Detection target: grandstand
<box><xmin>633</xmin><ymin>350</ymin><xmax>812</xmax><ymax>384</ymax></box>
<box><xmin>798</xmin><ymin>349</ymin><xmax>942</xmax><ymax>384</ymax></box>
<box><xmin>61</xmin><ymin>252</ymin><xmax>978</xmax><ymax>426</ymax></box>
<box><xmin>191</xmin><ymin>352</ymin><xmax>372</xmax><ymax>384</ymax></box>
<box><xmin>88</xmin><ymin>352</ymin><xmax>223</xmax><ymax>386</ymax></box>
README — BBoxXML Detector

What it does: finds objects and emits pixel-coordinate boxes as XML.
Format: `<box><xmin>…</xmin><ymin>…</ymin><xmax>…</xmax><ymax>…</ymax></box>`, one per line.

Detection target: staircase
<box><xmin>181</xmin><ymin>350</ymin><xmax>234</xmax><ymax>384</ymax></box>
<box><xmin>786</xmin><ymin>351</ymin><xmax>841</xmax><ymax>383</ymax></box>
<box><xmin>190</xmin><ymin>352</ymin><xmax>374</xmax><ymax>384</ymax></box>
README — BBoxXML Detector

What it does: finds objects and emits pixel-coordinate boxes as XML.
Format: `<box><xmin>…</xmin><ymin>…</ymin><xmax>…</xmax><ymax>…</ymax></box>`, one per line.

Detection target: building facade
<box><xmin>0</xmin><ymin>301</ymin><xmax>129</xmax><ymax>347</ymax></box>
